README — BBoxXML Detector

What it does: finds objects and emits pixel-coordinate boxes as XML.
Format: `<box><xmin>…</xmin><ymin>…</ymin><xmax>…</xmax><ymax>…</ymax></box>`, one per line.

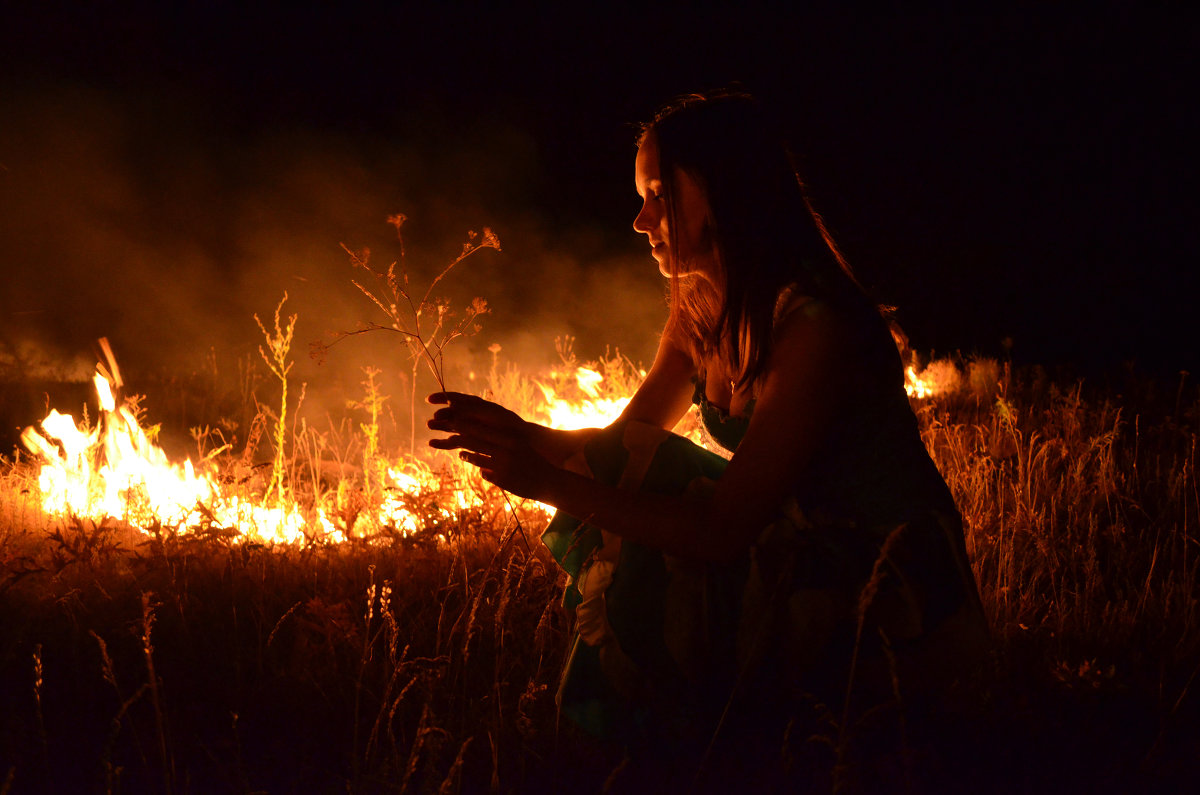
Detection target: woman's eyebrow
<box><xmin>636</xmin><ymin>177</ymin><xmax>661</xmax><ymax>195</ymax></box>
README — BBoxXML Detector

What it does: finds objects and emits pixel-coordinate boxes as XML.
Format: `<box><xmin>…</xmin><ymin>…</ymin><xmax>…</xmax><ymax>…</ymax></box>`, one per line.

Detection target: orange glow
<box><xmin>905</xmin><ymin>365</ymin><xmax>937</xmax><ymax>399</ymax></box>
<box><xmin>904</xmin><ymin>359</ymin><xmax>961</xmax><ymax>399</ymax></box>
<box><xmin>535</xmin><ymin>366</ymin><xmax>633</xmax><ymax>430</ymax></box>
<box><xmin>21</xmin><ymin>368</ymin><xmax>328</xmax><ymax>543</ymax></box>
<box><xmin>19</xmin><ymin>351</ymin><xmax>663</xmax><ymax>542</ymax></box>
<box><xmin>28</xmin><ymin>344</ymin><xmax>938</xmax><ymax>540</ymax></box>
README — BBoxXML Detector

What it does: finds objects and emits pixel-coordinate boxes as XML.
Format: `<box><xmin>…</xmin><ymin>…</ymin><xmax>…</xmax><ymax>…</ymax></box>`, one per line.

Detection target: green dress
<box><xmin>541</xmin><ymin>300</ymin><xmax>987</xmax><ymax>743</ymax></box>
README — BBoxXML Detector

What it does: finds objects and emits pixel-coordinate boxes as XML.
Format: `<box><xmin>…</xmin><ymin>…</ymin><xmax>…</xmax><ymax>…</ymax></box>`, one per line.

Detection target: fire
<box><xmin>374</xmin><ymin>465</ymin><xmax>471</xmax><ymax>540</ymax></box>
<box><xmin>21</xmin><ymin>369</ymin><xmax>325</xmax><ymax>544</ymax></box>
<box><xmin>905</xmin><ymin>366</ymin><xmax>937</xmax><ymax>399</ymax></box>
<box><xmin>535</xmin><ymin>366</ymin><xmax>632</xmax><ymax>430</ymax></box>
<box><xmin>31</xmin><ymin>345</ymin><xmax>940</xmax><ymax>541</ymax></box>
<box><xmin>19</xmin><ymin>352</ymin><xmax>652</xmax><ymax>543</ymax></box>
<box><xmin>904</xmin><ymin>359</ymin><xmax>961</xmax><ymax>399</ymax></box>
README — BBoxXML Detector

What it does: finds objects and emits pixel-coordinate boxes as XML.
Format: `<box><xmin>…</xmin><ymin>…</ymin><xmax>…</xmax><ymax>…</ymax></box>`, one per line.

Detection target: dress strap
<box><xmin>773</xmin><ymin>283</ymin><xmax>817</xmax><ymax>326</ymax></box>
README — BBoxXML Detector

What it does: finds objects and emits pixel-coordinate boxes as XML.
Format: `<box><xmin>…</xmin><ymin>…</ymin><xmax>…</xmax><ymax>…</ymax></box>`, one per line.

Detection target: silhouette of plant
<box><xmin>313</xmin><ymin>215</ymin><xmax>499</xmax><ymax>451</ymax></box>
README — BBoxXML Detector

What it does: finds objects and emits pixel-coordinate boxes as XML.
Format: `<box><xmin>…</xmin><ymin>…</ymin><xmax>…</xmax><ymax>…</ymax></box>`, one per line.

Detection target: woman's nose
<box><xmin>632</xmin><ymin>201</ymin><xmax>654</xmax><ymax>234</ymax></box>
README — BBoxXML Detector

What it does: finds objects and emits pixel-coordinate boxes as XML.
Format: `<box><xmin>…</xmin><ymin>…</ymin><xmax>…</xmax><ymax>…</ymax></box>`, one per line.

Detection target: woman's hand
<box><xmin>426</xmin><ymin>392</ymin><xmax>557</xmax><ymax>501</ymax></box>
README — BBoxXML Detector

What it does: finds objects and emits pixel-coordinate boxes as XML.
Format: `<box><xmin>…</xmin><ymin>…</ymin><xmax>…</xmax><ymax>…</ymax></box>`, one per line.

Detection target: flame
<box><xmin>21</xmin><ymin>344</ymin><xmax>963</xmax><ymax>542</ymax></box>
<box><xmin>904</xmin><ymin>360</ymin><xmax>961</xmax><ymax>400</ymax></box>
<box><xmin>22</xmin><ymin>367</ymin><xmax>332</xmax><ymax>543</ymax></box>
<box><xmin>15</xmin><ymin>335</ymin><xmax>809</xmax><ymax>543</ymax></box>
<box><xmin>905</xmin><ymin>366</ymin><xmax>936</xmax><ymax>399</ymax></box>
<box><xmin>374</xmin><ymin>465</ymin><xmax>469</xmax><ymax>541</ymax></box>
<box><xmin>19</xmin><ymin>353</ymin><xmax>656</xmax><ymax>543</ymax></box>
<box><xmin>535</xmin><ymin>367</ymin><xmax>632</xmax><ymax>430</ymax></box>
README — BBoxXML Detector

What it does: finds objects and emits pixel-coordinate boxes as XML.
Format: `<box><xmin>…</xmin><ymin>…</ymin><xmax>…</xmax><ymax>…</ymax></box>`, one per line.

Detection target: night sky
<box><xmin>1</xmin><ymin>4</ymin><xmax>1196</xmax><ymax>406</ymax></box>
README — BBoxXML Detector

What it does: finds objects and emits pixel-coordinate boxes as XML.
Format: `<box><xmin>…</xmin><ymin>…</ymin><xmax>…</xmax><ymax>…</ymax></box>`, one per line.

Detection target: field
<box><xmin>1</xmin><ymin>350</ymin><xmax>1198</xmax><ymax>794</ymax></box>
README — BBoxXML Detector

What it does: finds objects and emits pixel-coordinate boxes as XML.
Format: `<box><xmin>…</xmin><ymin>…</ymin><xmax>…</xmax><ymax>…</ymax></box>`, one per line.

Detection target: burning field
<box><xmin>14</xmin><ymin>335</ymin><xmax>647</xmax><ymax>548</ymax></box>
<box><xmin>1</xmin><ymin>265</ymin><xmax>1199</xmax><ymax>792</ymax></box>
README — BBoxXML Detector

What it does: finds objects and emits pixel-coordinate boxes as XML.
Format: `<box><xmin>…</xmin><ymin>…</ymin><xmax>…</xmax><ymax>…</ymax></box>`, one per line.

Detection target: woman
<box><xmin>428</xmin><ymin>91</ymin><xmax>987</xmax><ymax>751</ymax></box>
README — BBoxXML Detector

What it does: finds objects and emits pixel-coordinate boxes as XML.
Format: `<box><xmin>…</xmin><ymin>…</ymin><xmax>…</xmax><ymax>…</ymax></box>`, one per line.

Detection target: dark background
<box><xmin>1</xmin><ymin>4</ymin><xmax>1196</xmax><ymax>425</ymax></box>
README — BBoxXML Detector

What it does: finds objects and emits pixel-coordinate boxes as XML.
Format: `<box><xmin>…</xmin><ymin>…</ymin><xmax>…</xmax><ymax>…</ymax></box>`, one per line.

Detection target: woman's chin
<box><xmin>659</xmin><ymin>261</ymin><xmax>716</xmax><ymax>283</ymax></box>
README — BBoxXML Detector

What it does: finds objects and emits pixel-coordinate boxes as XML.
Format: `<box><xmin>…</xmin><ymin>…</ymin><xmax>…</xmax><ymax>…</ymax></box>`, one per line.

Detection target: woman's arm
<box><xmin>430</xmin><ymin>318</ymin><xmax>698</xmax><ymax>468</ymax></box>
<box><xmin>537</xmin><ymin>305</ymin><xmax>848</xmax><ymax>561</ymax></box>
<box><xmin>435</xmin><ymin>305</ymin><xmax>851</xmax><ymax>564</ymax></box>
<box><xmin>525</xmin><ymin>321</ymin><xmax>697</xmax><ymax>465</ymax></box>
<box><xmin>613</xmin><ymin>317</ymin><xmax>698</xmax><ymax>430</ymax></box>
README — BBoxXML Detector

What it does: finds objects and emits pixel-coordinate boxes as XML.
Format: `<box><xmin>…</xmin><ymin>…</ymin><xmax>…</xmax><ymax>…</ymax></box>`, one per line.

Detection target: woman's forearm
<box><xmin>538</xmin><ymin>464</ymin><xmax>749</xmax><ymax>564</ymax></box>
<box><xmin>525</xmin><ymin>423</ymin><xmax>602</xmax><ymax>467</ymax></box>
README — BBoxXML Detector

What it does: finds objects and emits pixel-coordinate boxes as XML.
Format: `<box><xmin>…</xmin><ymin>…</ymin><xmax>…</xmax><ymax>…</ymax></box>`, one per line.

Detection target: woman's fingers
<box><xmin>428</xmin><ymin>436</ymin><xmax>501</xmax><ymax>475</ymax></box>
<box><xmin>428</xmin><ymin>416</ymin><xmax>520</xmax><ymax>447</ymax></box>
<box><xmin>428</xmin><ymin>430</ymin><xmax>511</xmax><ymax>460</ymax></box>
<box><xmin>426</xmin><ymin>391</ymin><xmax>475</xmax><ymax>404</ymax></box>
<box><xmin>427</xmin><ymin>400</ymin><xmax>526</xmax><ymax>447</ymax></box>
<box><xmin>426</xmin><ymin>407</ymin><xmax>552</xmax><ymax>501</ymax></box>
<box><xmin>427</xmin><ymin>393</ymin><xmax>520</xmax><ymax>424</ymax></box>
<box><xmin>426</xmin><ymin>408</ymin><xmax>458</xmax><ymax>432</ymax></box>
<box><xmin>426</xmin><ymin>392</ymin><xmax>536</xmax><ymax>487</ymax></box>
<box><xmin>426</xmin><ymin>392</ymin><xmax>501</xmax><ymax>414</ymax></box>
<box><xmin>458</xmin><ymin>450</ymin><xmax>493</xmax><ymax>470</ymax></box>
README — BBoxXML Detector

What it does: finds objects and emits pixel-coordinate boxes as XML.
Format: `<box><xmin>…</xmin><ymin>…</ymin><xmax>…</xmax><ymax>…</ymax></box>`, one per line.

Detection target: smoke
<box><xmin>0</xmin><ymin>82</ymin><xmax>666</xmax><ymax>453</ymax></box>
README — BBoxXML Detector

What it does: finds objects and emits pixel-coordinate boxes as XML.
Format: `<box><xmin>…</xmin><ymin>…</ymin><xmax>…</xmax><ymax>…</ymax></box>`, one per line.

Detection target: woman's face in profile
<box><xmin>633</xmin><ymin>133</ymin><xmax>714</xmax><ymax>280</ymax></box>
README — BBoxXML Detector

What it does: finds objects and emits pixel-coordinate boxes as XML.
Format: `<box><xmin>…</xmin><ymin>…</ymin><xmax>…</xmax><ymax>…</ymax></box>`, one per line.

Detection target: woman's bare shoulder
<box><xmin>774</xmin><ymin>287</ymin><xmax>848</xmax><ymax>339</ymax></box>
<box><xmin>765</xmin><ymin>292</ymin><xmax>862</xmax><ymax>382</ymax></box>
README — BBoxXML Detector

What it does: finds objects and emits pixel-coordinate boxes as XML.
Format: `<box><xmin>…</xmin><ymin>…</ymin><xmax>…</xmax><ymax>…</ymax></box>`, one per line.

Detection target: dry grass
<box><xmin>1</xmin><ymin>355</ymin><xmax>1198</xmax><ymax>793</ymax></box>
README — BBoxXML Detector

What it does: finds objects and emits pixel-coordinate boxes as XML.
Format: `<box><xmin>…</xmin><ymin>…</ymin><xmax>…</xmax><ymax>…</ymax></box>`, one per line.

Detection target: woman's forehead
<box><xmin>634</xmin><ymin>136</ymin><xmax>662</xmax><ymax>187</ymax></box>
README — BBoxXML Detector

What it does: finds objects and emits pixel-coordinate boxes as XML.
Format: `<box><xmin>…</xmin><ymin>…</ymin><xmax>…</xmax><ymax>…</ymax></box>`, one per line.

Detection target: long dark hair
<box><xmin>640</xmin><ymin>89</ymin><xmax>869</xmax><ymax>389</ymax></box>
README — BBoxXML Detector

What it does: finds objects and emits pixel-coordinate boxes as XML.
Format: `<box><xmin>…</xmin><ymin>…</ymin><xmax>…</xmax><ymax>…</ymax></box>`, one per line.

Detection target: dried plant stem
<box><xmin>352</xmin><ymin>565</ymin><xmax>374</xmax><ymax>788</ymax></box>
<box><xmin>255</xmin><ymin>293</ymin><xmax>298</xmax><ymax>506</ymax></box>
<box><xmin>349</xmin><ymin>368</ymin><xmax>388</xmax><ymax>505</ymax></box>
<box><xmin>140</xmin><ymin>592</ymin><xmax>174</xmax><ymax>795</ymax></box>
<box><xmin>315</xmin><ymin>219</ymin><xmax>497</xmax><ymax>454</ymax></box>
<box><xmin>92</xmin><ymin>629</ymin><xmax>150</xmax><ymax>795</ymax></box>
<box><xmin>32</xmin><ymin>643</ymin><xmax>47</xmax><ymax>783</ymax></box>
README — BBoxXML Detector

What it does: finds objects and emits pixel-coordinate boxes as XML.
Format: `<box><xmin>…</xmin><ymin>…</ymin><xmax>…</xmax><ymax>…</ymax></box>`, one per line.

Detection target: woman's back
<box><xmin>695</xmin><ymin>292</ymin><xmax>956</xmax><ymax>527</ymax></box>
<box><xmin>686</xmin><ymin>292</ymin><xmax>986</xmax><ymax>698</ymax></box>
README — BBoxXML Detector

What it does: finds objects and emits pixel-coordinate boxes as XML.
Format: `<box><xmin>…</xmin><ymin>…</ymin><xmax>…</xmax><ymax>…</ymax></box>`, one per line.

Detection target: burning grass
<box><xmin>1</xmin><ymin>351</ymin><xmax>1199</xmax><ymax>793</ymax></box>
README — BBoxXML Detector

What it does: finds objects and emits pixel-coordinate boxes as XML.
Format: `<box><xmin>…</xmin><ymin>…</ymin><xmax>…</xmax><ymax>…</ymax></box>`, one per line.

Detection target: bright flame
<box><xmin>904</xmin><ymin>359</ymin><xmax>961</xmax><ymax>400</ymax></box>
<box><xmin>905</xmin><ymin>366</ymin><xmax>936</xmax><ymax>399</ymax></box>
<box><xmin>19</xmin><ymin>351</ymin><xmax>675</xmax><ymax>542</ymax></box>
<box><xmin>375</xmin><ymin>466</ymin><xmax>468</xmax><ymax>540</ymax></box>
<box><xmin>22</xmin><ymin>367</ymin><xmax>330</xmax><ymax>543</ymax></box>
<box><xmin>535</xmin><ymin>367</ymin><xmax>631</xmax><ymax>430</ymax></box>
<box><xmin>23</xmin><ymin>345</ymin><xmax>963</xmax><ymax>541</ymax></box>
